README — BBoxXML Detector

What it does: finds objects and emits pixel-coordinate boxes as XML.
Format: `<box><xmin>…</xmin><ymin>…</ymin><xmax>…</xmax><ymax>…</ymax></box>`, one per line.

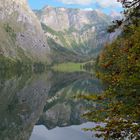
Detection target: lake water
<box><xmin>0</xmin><ymin>70</ymin><xmax>103</xmax><ymax>140</ymax></box>
<box><xmin>30</xmin><ymin>122</ymin><xmax>102</xmax><ymax>140</ymax></box>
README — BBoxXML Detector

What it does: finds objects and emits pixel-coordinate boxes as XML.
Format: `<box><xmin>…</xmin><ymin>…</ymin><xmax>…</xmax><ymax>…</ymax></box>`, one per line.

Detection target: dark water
<box><xmin>0</xmin><ymin>70</ymin><xmax>103</xmax><ymax>140</ymax></box>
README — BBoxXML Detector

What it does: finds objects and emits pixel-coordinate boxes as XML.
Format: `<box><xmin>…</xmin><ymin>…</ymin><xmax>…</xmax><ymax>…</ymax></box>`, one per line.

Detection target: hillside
<box><xmin>34</xmin><ymin>6</ymin><xmax>112</xmax><ymax>62</ymax></box>
<box><xmin>0</xmin><ymin>0</ymin><xmax>50</xmax><ymax>64</ymax></box>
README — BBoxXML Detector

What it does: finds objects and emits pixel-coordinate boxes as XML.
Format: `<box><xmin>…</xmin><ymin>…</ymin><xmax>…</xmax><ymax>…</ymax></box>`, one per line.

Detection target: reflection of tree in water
<box><xmin>82</xmin><ymin>61</ymin><xmax>95</xmax><ymax>72</ymax></box>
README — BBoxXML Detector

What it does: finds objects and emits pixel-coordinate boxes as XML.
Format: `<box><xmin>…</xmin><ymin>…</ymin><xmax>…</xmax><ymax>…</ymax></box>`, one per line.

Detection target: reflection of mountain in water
<box><xmin>0</xmin><ymin>72</ymin><xmax>51</xmax><ymax>140</ymax></box>
<box><xmin>0</xmin><ymin>70</ymin><xmax>103</xmax><ymax>140</ymax></box>
<box><xmin>37</xmin><ymin>71</ymin><xmax>103</xmax><ymax>129</ymax></box>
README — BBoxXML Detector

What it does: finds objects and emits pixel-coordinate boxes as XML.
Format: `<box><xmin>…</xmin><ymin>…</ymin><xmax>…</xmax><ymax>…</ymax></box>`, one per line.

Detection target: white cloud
<box><xmin>56</xmin><ymin>0</ymin><xmax>122</xmax><ymax>8</ymax></box>
<box><xmin>83</xmin><ymin>8</ymin><xmax>93</xmax><ymax>11</ymax></box>
<box><xmin>56</xmin><ymin>0</ymin><xmax>93</xmax><ymax>5</ymax></box>
<box><xmin>95</xmin><ymin>0</ymin><xmax>122</xmax><ymax>8</ymax></box>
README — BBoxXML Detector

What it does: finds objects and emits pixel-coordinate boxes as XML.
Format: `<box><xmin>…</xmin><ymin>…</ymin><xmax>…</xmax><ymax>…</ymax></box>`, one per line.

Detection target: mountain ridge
<box><xmin>34</xmin><ymin>5</ymin><xmax>112</xmax><ymax>62</ymax></box>
<box><xmin>0</xmin><ymin>1</ymin><xmax>117</xmax><ymax>64</ymax></box>
<box><xmin>0</xmin><ymin>0</ymin><xmax>50</xmax><ymax>63</ymax></box>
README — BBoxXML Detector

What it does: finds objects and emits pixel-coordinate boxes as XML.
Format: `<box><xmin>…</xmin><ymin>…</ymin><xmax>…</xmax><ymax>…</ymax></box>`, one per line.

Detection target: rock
<box><xmin>0</xmin><ymin>0</ymin><xmax>50</xmax><ymax>62</ymax></box>
<box><xmin>35</xmin><ymin>6</ymin><xmax>111</xmax><ymax>62</ymax></box>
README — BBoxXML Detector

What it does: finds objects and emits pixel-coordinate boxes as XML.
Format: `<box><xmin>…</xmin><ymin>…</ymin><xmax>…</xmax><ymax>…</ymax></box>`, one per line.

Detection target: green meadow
<box><xmin>52</xmin><ymin>62</ymin><xmax>84</xmax><ymax>72</ymax></box>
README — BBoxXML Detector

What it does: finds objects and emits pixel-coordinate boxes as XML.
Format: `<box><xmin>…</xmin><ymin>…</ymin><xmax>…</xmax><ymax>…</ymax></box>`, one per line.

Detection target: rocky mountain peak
<box><xmin>34</xmin><ymin>6</ymin><xmax>112</xmax><ymax>62</ymax></box>
<box><xmin>36</xmin><ymin>6</ymin><xmax>111</xmax><ymax>32</ymax></box>
<box><xmin>0</xmin><ymin>0</ymin><xmax>50</xmax><ymax>62</ymax></box>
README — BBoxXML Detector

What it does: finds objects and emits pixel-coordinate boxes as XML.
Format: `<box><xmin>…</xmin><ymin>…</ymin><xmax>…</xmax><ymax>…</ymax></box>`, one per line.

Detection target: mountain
<box><xmin>0</xmin><ymin>0</ymin><xmax>116</xmax><ymax>64</ymax></box>
<box><xmin>34</xmin><ymin>6</ymin><xmax>112</xmax><ymax>62</ymax></box>
<box><xmin>0</xmin><ymin>0</ymin><xmax>50</xmax><ymax>63</ymax></box>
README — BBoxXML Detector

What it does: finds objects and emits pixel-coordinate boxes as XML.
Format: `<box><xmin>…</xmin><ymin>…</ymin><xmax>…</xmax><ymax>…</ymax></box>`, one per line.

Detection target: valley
<box><xmin>35</xmin><ymin>6</ymin><xmax>112</xmax><ymax>62</ymax></box>
<box><xmin>0</xmin><ymin>0</ymin><xmax>113</xmax><ymax>65</ymax></box>
<box><xmin>0</xmin><ymin>0</ymin><xmax>139</xmax><ymax>140</ymax></box>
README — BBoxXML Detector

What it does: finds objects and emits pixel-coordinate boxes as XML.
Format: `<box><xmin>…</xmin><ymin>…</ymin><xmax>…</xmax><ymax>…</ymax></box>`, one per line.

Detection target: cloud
<box><xmin>56</xmin><ymin>0</ymin><xmax>122</xmax><ymax>8</ymax></box>
<box><xmin>56</xmin><ymin>0</ymin><xmax>93</xmax><ymax>5</ymax></box>
<box><xmin>95</xmin><ymin>0</ymin><xmax>122</xmax><ymax>8</ymax></box>
<box><xmin>83</xmin><ymin>8</ymin><xmax>93</xmax><ymax>11</ymax></box>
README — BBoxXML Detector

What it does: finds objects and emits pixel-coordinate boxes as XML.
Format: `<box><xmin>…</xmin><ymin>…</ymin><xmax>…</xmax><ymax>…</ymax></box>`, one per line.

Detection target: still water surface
<box><xmin>0</xmin><ymin>70</ymin><xmax>103</xmax><ymax>140</ymax></box>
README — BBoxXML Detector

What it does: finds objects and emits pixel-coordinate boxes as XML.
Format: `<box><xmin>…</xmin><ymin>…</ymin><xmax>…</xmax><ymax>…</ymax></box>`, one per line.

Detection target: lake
<box><xmin>0</xmin><ymin>69</ymin><xmax>103</xmax><ymax>140</ymax></box>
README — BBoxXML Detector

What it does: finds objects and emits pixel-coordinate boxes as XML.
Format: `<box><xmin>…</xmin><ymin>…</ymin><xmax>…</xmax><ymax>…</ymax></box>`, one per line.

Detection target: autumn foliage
<box><xmin>83</xmin><ymin>23</ymin><xmax>140</xmax><ymax>139</ymax></box>
<box><xmin>82</xmin><ymin>1</ymin><xmax>140</xmax><ymax>138</ymax></box>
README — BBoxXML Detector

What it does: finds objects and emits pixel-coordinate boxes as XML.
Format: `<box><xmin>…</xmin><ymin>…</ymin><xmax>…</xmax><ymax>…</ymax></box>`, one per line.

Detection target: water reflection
<box><xmin>30</xmin><ymin>123</ymin><xmax>102</xmax><ymax>140</ymax></box>
<box><xmin>38</xmin><ymin>71</ymin><xmax>103</xmax><ymax>129</ymax></box>
<box><xmin>0</xmin><ymin>72</ymin><xmax>51</xmax><ymax>140</ymax></box>
<box><xmin>0</xmin><ymin>70</ymin><xmax>103</xmax><ymax>140</ymax></box>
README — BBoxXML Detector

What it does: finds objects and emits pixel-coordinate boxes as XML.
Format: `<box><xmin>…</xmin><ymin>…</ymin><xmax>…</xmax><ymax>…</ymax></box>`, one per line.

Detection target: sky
<box><xmin>28</xmin><ymin>0</ymin><xmax>123</xmax><ymax>15</ymax></box>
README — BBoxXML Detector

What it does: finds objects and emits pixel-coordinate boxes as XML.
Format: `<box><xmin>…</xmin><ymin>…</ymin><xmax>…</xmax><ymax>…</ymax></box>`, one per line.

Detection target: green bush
<box><xmin>4</xmin><ymin>23</ymin><xmax>16</xmax><ymax>40</ymax></box>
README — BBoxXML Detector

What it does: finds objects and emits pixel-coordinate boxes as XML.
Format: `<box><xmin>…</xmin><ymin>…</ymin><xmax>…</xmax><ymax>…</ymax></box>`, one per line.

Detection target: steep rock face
<box><xmin>0</xmin><ymin>0</ymin><xmax>50</xmax><ymax>62</ymax></box>
<box><xmin>35</xmin><ymin>6</ymin><xmax>111</xmax><ymax>62</ymax></box>
<box><xmin>36</xmin><ymin>6</ymin><xmax>109</xmax><ymax>32</ymax></box>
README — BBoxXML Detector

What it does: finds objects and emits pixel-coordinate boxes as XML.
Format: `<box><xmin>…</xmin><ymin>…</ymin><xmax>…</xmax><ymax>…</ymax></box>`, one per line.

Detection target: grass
<box><xmin>52</xmin><ymin>61</ymin><xmax>96</xmax><ymax>74</ymax></box>
<box><xmin>52</xmin><ymin>62</ymin><xmax>84</xmax><ymax>72</ymax></box>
